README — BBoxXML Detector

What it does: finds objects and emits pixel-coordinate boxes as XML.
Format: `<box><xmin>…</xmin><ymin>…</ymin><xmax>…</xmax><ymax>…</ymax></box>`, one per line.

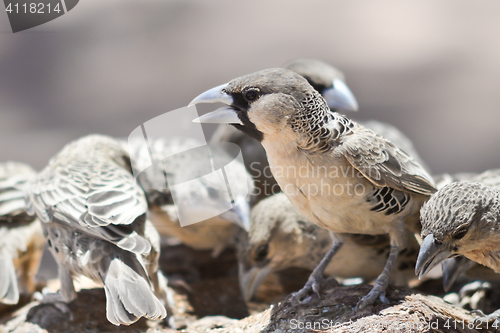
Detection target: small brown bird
<box><xmin>416</xmin><ymin>172</ymin><xmax>500</xmax><ymax>323</ymax></box>
<box><xmin>0</xmin><ymin>161</ymin><xmax>44</xmax><ymax>305</ymax></box>
<box><xmin>190</xmin><ymin>68</ymin><xmax>436</xmax><ymax>310</ymax></box>
<box><xmin>25</xmin><ymin>135</ymin><xmax>171</xmax><ymax>326</ymax></box>
<box><xmin>128</xmin><ymin>136</ymin><xmax>254</xmax><ymax>257</ymax></box>
<box><xmin>426</xmin><ymin>169</ymin><xmax>500</xmax><ymax>292</ymax></box>
<box><xmin>237</xmin><ymin>192</ymin><xmax>420</xmax><ymax>301</ymax></box>
<box><xmin>211</xmin><ymin>59</ymin><xmax>428</xmax><ymax>201</ymax></box>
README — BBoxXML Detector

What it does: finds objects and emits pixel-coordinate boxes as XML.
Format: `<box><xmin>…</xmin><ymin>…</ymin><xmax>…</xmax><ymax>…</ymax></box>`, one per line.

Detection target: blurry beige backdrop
<box><xmin>0</xmin><ymin>0</ymin><xmax>499</xmax><ymax>173</ymax></box>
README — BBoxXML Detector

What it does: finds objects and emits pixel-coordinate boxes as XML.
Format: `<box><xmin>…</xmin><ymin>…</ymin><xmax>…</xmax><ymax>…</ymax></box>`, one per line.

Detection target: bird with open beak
<box><xmin>211</xmin><ymin>58</ymin><xmax>429</xmax><ymax>203</ymax></box>
<box><xmin>209</xmin><ymin>58</ymin><xmax>359</xmax><ymax>202</ymax></box>
<box><xmin>190</xmin><ymin>68</ymin><xmax>436</xmax><ymax>310</ymax></box>
<box><xmin>417</xmin><ymin>172</ymin><xmax>500</xmax><ymax>323</ymax></box>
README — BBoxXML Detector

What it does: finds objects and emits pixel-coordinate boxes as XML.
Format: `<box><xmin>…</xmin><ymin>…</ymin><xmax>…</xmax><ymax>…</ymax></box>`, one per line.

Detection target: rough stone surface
<box><xmin>1</xmin><ymin>244</ymin><xmax>496</xmax><ymax>333</ymax></box>
<box><xmin>2</xmin><ymin>283</ymin><xmax>496</xmax><ymax>333</ymax></box>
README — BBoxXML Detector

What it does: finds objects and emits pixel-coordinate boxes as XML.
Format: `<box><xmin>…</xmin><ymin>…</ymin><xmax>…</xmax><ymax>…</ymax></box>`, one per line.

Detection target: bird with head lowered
<box><xmin>416</xmin><ymin>179</ymin><xmax>500</xmax><ymax>324</ymax></box>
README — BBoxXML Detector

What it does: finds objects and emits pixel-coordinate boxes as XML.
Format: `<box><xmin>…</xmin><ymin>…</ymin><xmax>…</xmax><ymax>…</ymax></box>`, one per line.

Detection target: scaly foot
<box><xmin>355</xmin><ymin>288</ymin><xmax>389</xmax><ymax>311</ymax></box>
<box><xmin>27</xmin><ymin>289</ymin><xmax>73</xmax><ymax>327</ymax></box>
<box><xmin>291</xmin><ymin>273</ymin><xmax>326</xmax><ymax>304</ymax></box>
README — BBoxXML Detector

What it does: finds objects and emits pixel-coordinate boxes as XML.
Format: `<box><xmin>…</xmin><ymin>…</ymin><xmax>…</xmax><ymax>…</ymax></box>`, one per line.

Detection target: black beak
<box><xmin>415</xmin><ymin>234</ymin><xmax>452</xmax><ymax>279</ymax></box>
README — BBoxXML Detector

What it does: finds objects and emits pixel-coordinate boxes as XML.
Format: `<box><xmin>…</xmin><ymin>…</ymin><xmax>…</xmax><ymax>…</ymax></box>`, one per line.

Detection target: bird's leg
<box><xmin>31</xmin><ymin>264</ymin><xmax>75</xmax><ymax>320</ymax></box>
<box><xmin>58</xmin><ymin>264</ymin><xmax>77</xmax><ymax>303</ymax></box>
<box><xmin>292</xmin><ymin>233</ymin><xmax>344</xmax><ymax>304</ymax></box>
<box><xmin>355</xmin><ymin>244</ymin><xmax>400</xmax><ymax>311</ymax></box>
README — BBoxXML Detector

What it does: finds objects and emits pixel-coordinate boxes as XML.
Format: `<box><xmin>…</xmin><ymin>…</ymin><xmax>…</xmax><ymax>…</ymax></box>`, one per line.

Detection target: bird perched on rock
<box><xmin>416</xmin><ymin>177</ymin><xmax>500</xmax><ymax>323</ymax></box>
<box><xmin>211</xmin><ymin>59</ymin><xmax>429</xmax><ymax>202</ymax></box>
<box><xmin>128</xmin><ymin>136</ymin><xmax>253</xmax><ymax>257</ymax></box>
<box><xmin>190</xmin><ymin>68</ymin><xmax>436</xmax><ymax>310</ymax></box>
<box><xmin>237</xmin><ymin>192</ymin><xmax>420</xmax><ymax>301</ymax></box>
<box><xmin>0</xmin><ymin>162</ymin><xmax>44</xmax><ymax>305</ymax></box>
<box><xmin>25</xmin><ymin>134</ymin><xmax>171</xmax><ymax>326</ymax></box>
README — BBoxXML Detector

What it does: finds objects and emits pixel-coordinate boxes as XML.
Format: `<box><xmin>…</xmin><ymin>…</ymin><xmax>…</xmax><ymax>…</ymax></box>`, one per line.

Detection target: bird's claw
<box><xmin>459</xmin><ymin>281</ymin><xmax>491</xmax><ymax>299</ymax></box>
<box><xmin>355</xmin><ymin>289</ymin><xmax>387</xmax><ymax>311</ymax></box>
<box><xmin>29</xmin><ymin>290</ymin><xmax>74</xmax><ymax>326</ymax></box>
<box><xmin>379</xmin><ymin>292</ymin><xmax>389</xmax><ymax>304</ymax></box>
<box><xmin>470</xmin><ymin>309</ymin><xmax>486</xmax><ymax>317</ymax></box>
<box><xmin>27</xmin><ymin>300</ymin><xmax>73</xmax><ymax>327</ymax></box>
<box><xmin>472</xmin><ymin>312</ymin><xmax>500</xmax><ymax>327</ymax></box>
<box><xmin>291</xmin><ymin>275</ymin><xmax>323</xmax><ymax>304</ymax></box>
<box><xmin>34</xmin><ymin>289</ymin><xmax>65</xmax><ymax>304</ymax></box>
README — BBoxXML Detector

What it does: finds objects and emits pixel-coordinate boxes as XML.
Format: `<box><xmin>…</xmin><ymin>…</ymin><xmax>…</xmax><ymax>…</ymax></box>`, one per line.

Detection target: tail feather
<box><xmin>116</xmin><ymin>232</ymin><xmax>151</xmax><ymax>254</ymax></box>
<box><xmin>103</xmin><ymin>258</ymin><xmax>166</xmax><ymax>326</ymax></box>
<box><xmin>0</xmin><ymin>257</ymin><xmax>19</xmax><ymax>304</ymax></box>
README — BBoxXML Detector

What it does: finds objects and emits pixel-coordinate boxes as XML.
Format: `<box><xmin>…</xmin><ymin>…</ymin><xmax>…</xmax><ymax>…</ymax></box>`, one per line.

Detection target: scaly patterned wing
<box><xmin>27</xmin><ymin>149</ymin><xmax>150</xmax><ymax>254</ymax></box>
<box><xmin>339</xmin><ymin>124</ymin><xmax>436</xmax><ymax>196</ymax></box>
<box><xmin>0</xmin><ymin>162</ymin><xmax>37</xmax><ymax>219</ymax></box>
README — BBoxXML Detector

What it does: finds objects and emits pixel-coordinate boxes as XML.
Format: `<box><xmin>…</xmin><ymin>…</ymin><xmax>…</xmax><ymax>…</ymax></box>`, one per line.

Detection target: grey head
<box><xmin>416</xmin><ymin>181</ymin><xmax>500</xmax><ymax>279</ymax></box>
<box><xmin>284</xmin><ymin>58</ymin><xmax>358</xmax><ymax>111</ymax></box>
<box><xmin>191</xmin><ymin>68</ymin><xmax>331</xmax><ymax>143</ymax></box>
<box><xmin>436</xmin><ymin>169</ymin><xmax>500</xmax><ymax>290</ymax></box>
<box><xmin>208</xmin><ymin>60</ymin><xmax>358</xmax><ymax>200</ymax></box>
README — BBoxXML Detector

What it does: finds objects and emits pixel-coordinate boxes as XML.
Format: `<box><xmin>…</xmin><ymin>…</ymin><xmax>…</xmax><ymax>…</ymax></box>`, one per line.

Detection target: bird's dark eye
<box><xmin>244</xmin><ymin>89</ymin><xmax>260</xmax><ymax>102</ymax></box>
<box><xmin>452</xmin><ymin>226</ymin><xmax>469</xmax><ymax>240</ymax></box>
<box><xmin>254</xmin><ymin>244</ymin><xmax>269</xmax><ymax>261</ymax></box>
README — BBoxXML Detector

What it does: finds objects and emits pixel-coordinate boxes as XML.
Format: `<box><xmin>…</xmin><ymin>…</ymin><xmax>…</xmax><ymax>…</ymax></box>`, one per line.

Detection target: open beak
<box><xmin>442</xmin><ymin>256</ymin><xmax>475</xmax><ymax>292</ymax></box>
<box><xmin>190</xmin><ymin>83</ymin><xmax>243</xmax><ymax>125</ymax></box>
<box><xmin>238</xmin><ymin>263</ymin><xmax>271</xmax><ymax>302</ymax></box>
<box><xmin>415</xmin><ymin>234</ymin><xmax>453</xmax><ymax>280</ymax></box>
<box><xmin>189</xmin><ymin>83</ymin><xmax>233</xmax><ymax>106</ymax></box>
<box><xmin>192</xmin><ymin>107</ymin><xmax>243</xmax><ymax>125</ymax></box>
<box><xmin>322</xmin><ymin>78</ymin><xmax>359</xmax><ymax>112</ymax></box>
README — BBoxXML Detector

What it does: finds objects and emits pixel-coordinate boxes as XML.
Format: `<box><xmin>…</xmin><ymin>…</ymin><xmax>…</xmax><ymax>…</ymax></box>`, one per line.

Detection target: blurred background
<box><xmin>0</xmin><ymin>0</ymin><xmax>499</xmax><ymax>174</ymax></box>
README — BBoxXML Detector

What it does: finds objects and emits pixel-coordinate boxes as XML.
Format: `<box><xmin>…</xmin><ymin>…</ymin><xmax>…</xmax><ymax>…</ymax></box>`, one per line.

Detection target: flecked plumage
<box><xmin>418</xmin><ymin>169</ymin><xmax>500</xmax><ymax>278</ymax></box>
<box><xmin>0</xmin><ymin>162</ymin><xmax>44</xmax><ymax>305</ymax></box>
<box><xmin>431</xmin><ymin>169</ymin><xmax>500</xmax><ymax>291</ymax></box>
<box><xmin>191</xmin><ymin>68</ymin><xmax>436</xmax><ymax>310</ymax></box>
<box><xmin>211</xmin><ymin>59</ymin><xmax>429</xmax><ymax>202</ymax></box>
<box><xmin>25</xmin><ymin>134</ymin><xmax>170</xmax><ymax>326</ymax></box>
<box><xmin>416</xmin><ymin>169</ymin><xmax>500</xmax><ymax>323</ymax></box>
